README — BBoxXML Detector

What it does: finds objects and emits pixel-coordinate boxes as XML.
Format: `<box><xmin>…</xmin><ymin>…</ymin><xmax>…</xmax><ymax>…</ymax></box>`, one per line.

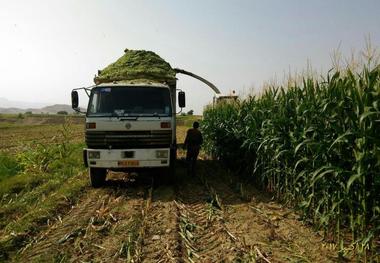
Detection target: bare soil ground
<box><xmin>12</xmin><ymin>160</ymin><xmax>340</xmax><ymax>263</ymax></box>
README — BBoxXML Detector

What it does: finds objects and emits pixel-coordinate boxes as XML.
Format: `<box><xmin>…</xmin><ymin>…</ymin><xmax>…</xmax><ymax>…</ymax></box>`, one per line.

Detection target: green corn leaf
<box><xmin>328</xmin><ymin>130</ymin><xmax>353</xmax><ymax>152</ymax></box>
<box><xmin>312</xmin><ymin>168</ymin><xmax>336</xmax><ymax>185</ymax></box>
<box><xmin>346</xmin><ymin>173</ymin><xmax>362</xmax><ymax>192</ymax></box>
<box><xmin>293</xmin><ymin>157</ymin><xmax>309</xmax><ymax>173</ymax></box>
<box><xmin>359</xmin><ymin>111</ymin><xmax>378</xmax><ymax>125</ymax></box>
<box><xmin>294</xmin><ymin>139</ymin><xmax>313</xmax><ymax>155</ymax></box>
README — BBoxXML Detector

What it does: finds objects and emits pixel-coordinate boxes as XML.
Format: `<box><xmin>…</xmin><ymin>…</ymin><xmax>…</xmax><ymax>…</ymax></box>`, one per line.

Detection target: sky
<box><xmin>0</xmin><ymin>0</ymin><xmax>379</xmax><ymax>113</ymax></box>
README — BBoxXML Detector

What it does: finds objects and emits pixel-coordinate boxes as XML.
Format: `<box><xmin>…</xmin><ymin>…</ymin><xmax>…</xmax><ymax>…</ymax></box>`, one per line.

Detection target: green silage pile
<box><xmin>94</xmin><ymin>49</ymin><xmax>176</xmax><ymax>85</ymax></box>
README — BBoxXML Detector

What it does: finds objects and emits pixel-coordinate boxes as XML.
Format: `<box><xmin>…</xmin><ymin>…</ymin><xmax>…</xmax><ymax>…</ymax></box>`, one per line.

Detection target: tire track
<box><xmin>174</xmin><ymin>166</ymin><xmax>246</xmax><ymax>262</ymax></box>
<box><xmin>200</xmin><ymin>161</ymin><xmax>338</xmax><ymax>263</ymax></box>
<box><xmin>73</xmin><ymin>184</ymin><xmax>151</xmax><ymax>263</ymax></box>
<box><xmin>18</xmin><ymin>188</ymin><xmax>102</xmax><ymax>258</ymax></box>
<box><xmin>16</xmin><ymin>178</ymin><xmax>152</xmax><ymax>262</ymax></box>
<box><xmin>140</xmin><ymin>164</ymin><xmax>246</xmax><ymax>263</ymax></box>
<box><xmin>140</xmin><ymin>185</ymin><xmax>180</xmax><ymax>262</ymax></box>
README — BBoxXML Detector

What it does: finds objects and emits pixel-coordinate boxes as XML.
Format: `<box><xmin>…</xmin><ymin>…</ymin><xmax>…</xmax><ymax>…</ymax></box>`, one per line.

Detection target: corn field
<box><xmin>202</xmin><ymin>64</ymin><xmax>380</xmax><ymax>259</ymax></box>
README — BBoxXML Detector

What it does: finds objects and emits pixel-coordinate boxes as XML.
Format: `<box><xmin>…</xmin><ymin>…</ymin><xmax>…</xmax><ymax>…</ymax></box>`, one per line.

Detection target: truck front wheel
<box><xmin>89</xmin><ymin>168</ymin><xmax>107</xmax><ymax>188</ymax></box>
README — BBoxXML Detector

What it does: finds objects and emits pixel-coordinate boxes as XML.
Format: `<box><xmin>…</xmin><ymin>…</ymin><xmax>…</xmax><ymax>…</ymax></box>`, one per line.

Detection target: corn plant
<box><xmin>202</xmin><ymin>64</ymin><xmax>380</xmax><ymax>260</ymax></box>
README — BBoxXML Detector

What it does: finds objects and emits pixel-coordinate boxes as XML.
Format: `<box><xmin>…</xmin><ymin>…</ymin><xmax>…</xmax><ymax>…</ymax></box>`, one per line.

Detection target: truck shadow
<box><xmin>101</xmin><ymin>159</ymin><xmax>274</xmax><ymax>207</ymax></box>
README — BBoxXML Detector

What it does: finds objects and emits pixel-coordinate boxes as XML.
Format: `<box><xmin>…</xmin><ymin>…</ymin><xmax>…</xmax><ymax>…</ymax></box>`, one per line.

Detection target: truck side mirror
<box><xmin>178</xmin><ymin>91</ymin><xmax>186</xmax><ymax>108</ymax></box>
<box><xmin>71</xmin><ymin>91</ymin><xmax>79</xmax><ymax>109</ymax></box>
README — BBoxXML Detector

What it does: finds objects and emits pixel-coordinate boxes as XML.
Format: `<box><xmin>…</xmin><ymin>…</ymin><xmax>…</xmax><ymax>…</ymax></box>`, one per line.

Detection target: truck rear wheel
<box><xmin>155</xmin><ymin>167</ymin><xmax>173</xmax><ymax>185</ymax></box>
<box><xmin>89</xmin><ymin>168</ymin><xmax>107</xmax><ymax>188</ymax></box>
<box><xmin>162</xmin><ymin>153</ymin><xmax>176</xmax><ymax>184</ymax></box>
<box><xmin>168</xmin><ymin>160</ymin><xmax>176</xmax><ymax>181</ymax></box>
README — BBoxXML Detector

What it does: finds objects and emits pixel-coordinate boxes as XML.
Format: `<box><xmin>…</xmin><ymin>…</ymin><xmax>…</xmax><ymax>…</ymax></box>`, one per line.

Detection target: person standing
<box><xmin>184</xmin><ymin>121</ymin><xmax>203</xmax><ymax>176</ymax></box>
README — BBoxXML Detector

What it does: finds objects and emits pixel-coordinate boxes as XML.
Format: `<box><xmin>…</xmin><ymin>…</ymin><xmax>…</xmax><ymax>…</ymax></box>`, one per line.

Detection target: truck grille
<box><xmin>86</xmin><ymin>130</ymin><xmax>172</xmax><ymax>149</ymax></box>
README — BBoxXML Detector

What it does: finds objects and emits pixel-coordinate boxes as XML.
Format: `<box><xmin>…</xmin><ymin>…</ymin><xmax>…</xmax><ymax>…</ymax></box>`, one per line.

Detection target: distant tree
<box><xmin>25</xmin><ymin>111</ymin><xmax>32</xmax><ymax>115</ymax></box>
<box><xmin>17</xmin><ymin>113</ymin><xmax>24</xmax><ymax>119</ymax></box>
<box><xmin>180</xmin><ymin>112</ymin><xmax>187</xmax><ymax>116</ymax></box>
<box><xmin>187</xmin><ymin>110</ymin><xmax>194</xmax><ymax>115</ymax></box>
<box><xmin>57</xmin><ymin>111</ymin><xmax>68</xmax><ymax>115</ymax></box>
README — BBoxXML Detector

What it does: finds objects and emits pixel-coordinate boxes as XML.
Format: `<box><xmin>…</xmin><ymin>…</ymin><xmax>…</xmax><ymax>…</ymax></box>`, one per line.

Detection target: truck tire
<box><xmin>157</xmin><ymin>161</ymin><xmax>175</xmax><ymax>185</ymax></box>
<box><xmin>89</xmin><ymin>168</ymin><xmax>107</xmax><ymax>188</ymax></box>
<box><xmin>168</xmin><ymin>159</ymin><xmax>176</xmax><ymax>181</ymax></box>
<box><xmin>167</xmin><ymin>148</ymin><xmax>176</xmax><ymax>182</ymax></box>
<box><xmin>156</xmin><ymin>149</ymin><xmax>177</xmax><ymax>185</ymax></box>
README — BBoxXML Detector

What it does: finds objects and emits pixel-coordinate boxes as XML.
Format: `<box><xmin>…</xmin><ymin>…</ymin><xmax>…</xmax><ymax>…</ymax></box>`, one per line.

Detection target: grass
<box><xmin>0</xmin><ymin>153</ymin><xmax>21</xmax><ymax>182</ymax></box>
<box><xmin>3</xmin><ymin>173</ymin><xmax>87</xmax><ymax>234</ymax></box>
<box><xmin>0</xmin><ymin>144</ymin><xmax>86</xmax><ymax>225</ymax></box>
<box><xmin>0</xmin><ymin>173</ymin><xmax>87</xmax><ymax>260</ymax></box>
<box><xmin>0</xmin><ymin>119</ymin><xmax>88</xmax><ymax>260</ymax></box>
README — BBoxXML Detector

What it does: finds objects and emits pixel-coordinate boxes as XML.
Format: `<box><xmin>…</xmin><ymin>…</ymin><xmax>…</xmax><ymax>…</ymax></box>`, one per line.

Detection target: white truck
<box><xmin>71</xmin><ymin>53</ymin><xmax>220</xmax><ymax>187</ymax></box>
<box><xmin>71</xmin><ymin>80</ymin><xmax>184</xmax><ymax>187</ymax></box>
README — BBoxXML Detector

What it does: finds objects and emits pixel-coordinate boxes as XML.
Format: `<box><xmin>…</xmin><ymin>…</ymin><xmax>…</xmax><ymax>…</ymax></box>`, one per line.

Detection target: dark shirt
<box><xmin>184</xmin><ymin>128</ymin><xmax>203</xmax><ymax>149</ymax></box>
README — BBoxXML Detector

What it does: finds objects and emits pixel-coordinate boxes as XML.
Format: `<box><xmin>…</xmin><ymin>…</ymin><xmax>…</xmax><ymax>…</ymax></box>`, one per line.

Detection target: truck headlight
<box><xmin>88</xmin><ymin>151</ymin><xmax>100</xmax><ymax>159</ymax></box>
<box><xmin>156</xmin><ymin>150</ymin><xmax>168</xmax><ymax>158</ymax></box>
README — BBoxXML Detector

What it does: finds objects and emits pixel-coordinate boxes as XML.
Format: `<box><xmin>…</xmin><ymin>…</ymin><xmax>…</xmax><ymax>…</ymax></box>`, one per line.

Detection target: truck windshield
<box><xmin>87</xmin><ymin>86</ymin><xmax>172</xmax><ymax>117</ymax></box>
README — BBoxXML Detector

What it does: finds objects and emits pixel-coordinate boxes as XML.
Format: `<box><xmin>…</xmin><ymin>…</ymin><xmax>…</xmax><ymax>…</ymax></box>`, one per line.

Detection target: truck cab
<box><xmin>72</xmin><ymin>81</ymin><xmax>185</xmax><ymax>187</ymax></box>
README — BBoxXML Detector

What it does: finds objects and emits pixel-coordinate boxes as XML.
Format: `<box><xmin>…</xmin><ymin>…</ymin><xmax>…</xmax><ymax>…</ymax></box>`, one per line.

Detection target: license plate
<box><xmin>118</xmin><ymin>160</ymin><xmax>139</xmax><ymax>167</ymax></box>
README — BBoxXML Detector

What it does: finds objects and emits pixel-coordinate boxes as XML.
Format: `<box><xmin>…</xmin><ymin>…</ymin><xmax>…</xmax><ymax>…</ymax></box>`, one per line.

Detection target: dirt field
<box><xmin>9</xmin><ymin>162</ymin><xmax>339</xmax><ymax>262</ymax></box>
<box><xmin>0</xmin><ymin>115</ymin><xmax>84</xmax><ymax>153</ymax></box>
<box><xmin>0</xmin><ymin>115</ymin><xmax>342</xmax><ymax>262</ymax></box>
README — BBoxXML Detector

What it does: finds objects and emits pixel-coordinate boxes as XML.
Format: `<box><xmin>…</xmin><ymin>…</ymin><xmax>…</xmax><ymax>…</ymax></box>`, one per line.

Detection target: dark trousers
<box><xmin>186</xmin><ymin>146</ymin><xmax>200</xmax><ymax>176</ymax></box>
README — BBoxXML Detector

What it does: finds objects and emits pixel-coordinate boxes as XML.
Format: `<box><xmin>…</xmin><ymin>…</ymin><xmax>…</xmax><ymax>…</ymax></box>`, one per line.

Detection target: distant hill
<box><xmin>0</xmin><ymin>97</ymin><xmax>49</xmax><ymax>109</ymax></box>
<box><xmin>40</xmin><ymin>104</ymin><xmax>78</xmax><ymax>114</ymax></box>
<box><xmin>0</xmin><ymin>104</ymin><xmax>84</xmax><ymax>114</ymax></box>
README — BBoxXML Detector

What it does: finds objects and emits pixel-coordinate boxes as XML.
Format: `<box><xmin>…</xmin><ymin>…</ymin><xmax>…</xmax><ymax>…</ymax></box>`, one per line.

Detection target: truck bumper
<box><xmin>84</xmin><ymin>148</ymin><xmax>171</xmax><ymax>169</ymax></box>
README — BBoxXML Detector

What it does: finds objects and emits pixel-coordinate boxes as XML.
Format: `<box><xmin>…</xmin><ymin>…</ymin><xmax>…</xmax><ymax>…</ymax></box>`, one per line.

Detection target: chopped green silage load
<box><xmin>94</xmin><ymin>49</ymin><xmax>176</xmax><ymax>85</ymax></box>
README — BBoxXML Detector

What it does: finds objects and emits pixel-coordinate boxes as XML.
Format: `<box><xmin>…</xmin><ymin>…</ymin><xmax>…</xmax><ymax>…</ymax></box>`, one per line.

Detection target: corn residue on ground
<box><xmin>9</xmin><ymin>161</ymin><xmax>341</xmax><ymax>263</ymax></box>
<box><xmin>0</xmin><ymin>115</ymin><xmax>363</xmax><ymax>262</ymax></box>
